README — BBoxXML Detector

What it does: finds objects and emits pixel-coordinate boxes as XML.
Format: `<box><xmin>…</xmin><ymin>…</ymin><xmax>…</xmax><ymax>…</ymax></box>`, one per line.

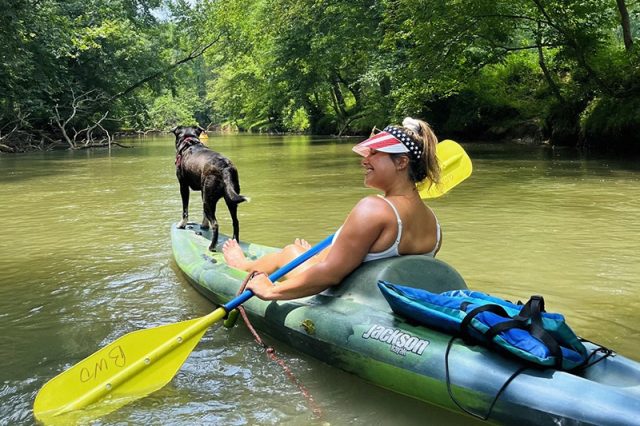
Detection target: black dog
<box><xmin>173</xmin><ymin>126</ymin><xmax>248</xmax><ymax>251</ymax></box>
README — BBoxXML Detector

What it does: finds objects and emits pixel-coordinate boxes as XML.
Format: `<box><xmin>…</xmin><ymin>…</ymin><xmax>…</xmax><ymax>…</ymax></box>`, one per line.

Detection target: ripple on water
<box><xmin>1</xmin><ymin>139</ymin><xmax>639</xmax><ymax>425</ymax></box>
<box><xmin>0</xmin><ymin>379</ymin><xmax>38</xmax><ymax>425</ymax></box>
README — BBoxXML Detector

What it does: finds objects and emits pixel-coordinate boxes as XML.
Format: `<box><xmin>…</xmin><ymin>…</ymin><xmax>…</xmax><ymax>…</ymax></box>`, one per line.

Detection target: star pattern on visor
<box><xmin>383</xmin><ymin>126</ymin><xmax>423</xmax><ymax>159</ymax></box>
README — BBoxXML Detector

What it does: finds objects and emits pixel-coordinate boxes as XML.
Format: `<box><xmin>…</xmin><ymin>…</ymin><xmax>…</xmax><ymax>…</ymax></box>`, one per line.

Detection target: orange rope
<box><xmin>235</xmin><ymin>271</ymin><xmax>323</xmax><ymax>418</ymax></box>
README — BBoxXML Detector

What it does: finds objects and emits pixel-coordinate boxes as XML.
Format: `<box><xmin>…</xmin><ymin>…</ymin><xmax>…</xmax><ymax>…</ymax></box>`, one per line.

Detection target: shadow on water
<box><xmin>464</xmin><ymin>141</ymin><xmax>640</xmax><ymax>171</ymax></box>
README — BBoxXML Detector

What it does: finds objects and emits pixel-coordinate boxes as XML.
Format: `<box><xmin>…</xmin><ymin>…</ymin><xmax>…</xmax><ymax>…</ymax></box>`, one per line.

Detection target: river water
<box><xmin>1</xmin><ymin>135</ymin><xmax>639</xmax><ymax>425</ymax></box>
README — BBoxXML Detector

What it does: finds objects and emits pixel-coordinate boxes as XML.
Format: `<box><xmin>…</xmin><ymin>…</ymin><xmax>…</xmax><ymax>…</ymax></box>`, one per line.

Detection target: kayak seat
<box><xmin>321</xmin><ymin>255</ymin><xmax>468</xmax><ymax>311</ymax></box>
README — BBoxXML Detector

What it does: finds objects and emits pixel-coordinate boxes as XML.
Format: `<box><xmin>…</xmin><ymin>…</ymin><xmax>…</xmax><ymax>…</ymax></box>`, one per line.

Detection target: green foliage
<box><xmin>147</xmin><ymin>92</ymin><xmax>198</xmax><ymax>130</ymax></box>
<box><xmin>473</xmin><ymin>53</ymin><xmax>547</xmax><ymax>118</ymax></box>
<box><xmin>282</xmin><ymin>101</ymin><xmax>311</xmax><ymax>133</ymax></box>
<box><xmin>442</xmin><ymin>52</ymin><xmax>548</xmax><ymax>136</ymax></box>
<box><xmin>581</xmin><ymin>96</ymin><xmax>640</xmax><ymax>151</ymax></box>
<box><xmin>0</xmin><ymin>0</ymin><xmax>172</xmax><ymax>148</ymax></box>
<box><xmin>2</xmin><ymin>0</ymin><xmax>639</xmax><ymax>151</ymax></box>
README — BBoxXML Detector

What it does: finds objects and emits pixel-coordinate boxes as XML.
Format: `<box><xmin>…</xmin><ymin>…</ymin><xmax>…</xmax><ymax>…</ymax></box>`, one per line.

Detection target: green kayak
<box><xmin>171</xmin><ymin>223</ymin><xmax>640</xmax><ymax>425</ymax></box>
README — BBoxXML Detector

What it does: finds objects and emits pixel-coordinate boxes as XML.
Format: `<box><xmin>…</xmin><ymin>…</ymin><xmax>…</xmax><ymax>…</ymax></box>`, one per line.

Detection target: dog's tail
<box><xmin>223</xmin><ymin>168</ymin><xmax>249</xmax><ymax>204</ymax></box>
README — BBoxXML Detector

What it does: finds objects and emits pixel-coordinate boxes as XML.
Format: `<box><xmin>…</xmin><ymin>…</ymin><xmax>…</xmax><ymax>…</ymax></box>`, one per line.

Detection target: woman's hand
<box><xmin>245</xmin><ymin>273</ymin><xmax>275</xmax><ymax>300</ymax></box>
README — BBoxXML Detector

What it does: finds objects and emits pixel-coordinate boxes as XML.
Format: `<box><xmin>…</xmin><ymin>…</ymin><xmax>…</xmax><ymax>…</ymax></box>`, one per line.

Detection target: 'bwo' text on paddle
<box><xmin>79</xmin><ymin>345</ymin><xmax>127</xmax><ymax>383</ymax></box>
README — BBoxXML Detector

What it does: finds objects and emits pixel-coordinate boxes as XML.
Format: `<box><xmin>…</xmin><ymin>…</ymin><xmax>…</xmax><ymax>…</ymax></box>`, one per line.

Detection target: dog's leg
<box><xmin>200</xmin><ymin>191</ymin><xmax>210</xmax><ymax>230</ymax></box>
<box><xmin>178</xmin><ymin>183</ymin><xmax>190</xmax><ymax>228</ymax></box>
<box><xmin>204</xmin><ymin>203</ymin><xmax>219</xmax><ymax>251</ymax></box>
<box><xmin>200</xmin><ymin>216</ymin><xmax>209</xmax><ymax>229</ymax></box>
<box><xmin>226</xmin><ymin>198</ymin><xmax>240</xmax><ymax>243</ymax></box>
<box><xmin>202</xmin><ymin>181</ymin><xmax>220</xmax><ymax>251</ymax></box>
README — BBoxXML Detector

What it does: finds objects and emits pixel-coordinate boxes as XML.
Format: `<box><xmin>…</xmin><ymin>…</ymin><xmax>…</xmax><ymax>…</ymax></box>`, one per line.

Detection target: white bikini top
<box><xmin>333</xmin><ymin>196</ymin><xmax>441</xmax><ymax>262</ymax></box>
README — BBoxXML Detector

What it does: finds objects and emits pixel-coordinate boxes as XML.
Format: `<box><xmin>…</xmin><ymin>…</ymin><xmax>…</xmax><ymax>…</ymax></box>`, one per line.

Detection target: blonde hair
<box><xmin>397</xmin><ymin>117</ymin><xmax>440</xmax><ymax>184</ymax></box>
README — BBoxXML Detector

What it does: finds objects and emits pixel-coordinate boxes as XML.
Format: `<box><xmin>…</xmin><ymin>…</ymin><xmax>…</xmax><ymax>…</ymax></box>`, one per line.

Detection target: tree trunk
<box><xmin>303</xmin><ymin>93</ymin><xmax>325</xmax><ymax>133</ymax></box>
<box><xmin>536</xmin><ymin>25</ymin><xmax>564</xmax><ymax>103</ymax></box>
<box><xmin>330</xmin><ymin>74</ymin><xmax>347</xmax><ymax>118</ymax></box>
<box><xmin>531</xmin><ymin>0</ymin><xmax>614</xmax><ymax>96</ymax></box>
<box><xmin>379</xmin><ymin>75</ymin><xmax>391</xmax><ymax>97</ymax></box>
<box><xmin>616</xmin><ymin>0</ymin><xmax>633</xmax><ymax>51</ymax></box>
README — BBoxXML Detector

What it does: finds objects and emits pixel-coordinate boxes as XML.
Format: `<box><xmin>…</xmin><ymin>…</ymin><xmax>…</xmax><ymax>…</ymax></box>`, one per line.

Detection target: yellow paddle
<box><xmin>33</xmin><ymin>235</ymin><xmax>334</xmax><ymax>424</ymax></box>
<box><xmin>33</xmin><ymin>140</ymin><xmax>472</xmax><ymax>423</ymax></box>
<box><xmin>418</xmin><ymin>139</ymin><xmax>473</xmax><ymax>199</ymax></box>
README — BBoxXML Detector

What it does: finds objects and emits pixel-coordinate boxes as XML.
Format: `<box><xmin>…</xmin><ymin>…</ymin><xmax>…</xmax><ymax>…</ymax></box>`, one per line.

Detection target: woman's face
<box><xmin>361</xmin><ymin>150</ymin><xmax>398</xmax><ymax>189</ymax></box>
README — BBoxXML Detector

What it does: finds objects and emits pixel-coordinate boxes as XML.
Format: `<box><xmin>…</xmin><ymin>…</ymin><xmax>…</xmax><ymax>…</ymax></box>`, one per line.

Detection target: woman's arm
<box><xmin>246</xmin><ymin>196</ymin><xmax>390</xmax><ymax>300</ymax></box>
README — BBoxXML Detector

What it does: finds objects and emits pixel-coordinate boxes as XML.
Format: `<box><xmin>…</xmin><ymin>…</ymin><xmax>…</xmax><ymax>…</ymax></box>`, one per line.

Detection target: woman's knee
<box><xmin>282</xmin><ymin>243</ymin><xmax>306</xmax><ymax>258</ymax></box>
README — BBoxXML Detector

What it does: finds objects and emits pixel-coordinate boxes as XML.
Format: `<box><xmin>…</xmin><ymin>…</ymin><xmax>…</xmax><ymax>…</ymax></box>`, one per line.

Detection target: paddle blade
<box><xmin>418</xmin><ymin>139</ymin><xmax>472</xmax><ymax>199</ymax></box>
<box><xmin>34</xmin><ymin>308</ymin><xmax>226</xmax><ymax>424</ymax></box>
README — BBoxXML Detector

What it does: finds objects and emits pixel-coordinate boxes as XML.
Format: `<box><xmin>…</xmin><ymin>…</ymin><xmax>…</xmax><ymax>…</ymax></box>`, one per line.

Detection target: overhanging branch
<box><xmin>109</xmin><ymin>36</ymin><xmax>221</xmax><ymax>102</ymax></box>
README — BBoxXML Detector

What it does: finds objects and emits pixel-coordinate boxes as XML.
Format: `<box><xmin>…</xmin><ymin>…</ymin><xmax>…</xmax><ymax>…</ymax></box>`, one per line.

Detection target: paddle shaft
<box><xmin>222</xmin><ymin>233</ymin><xmax>335</xmax><ymax>310</ymax></box>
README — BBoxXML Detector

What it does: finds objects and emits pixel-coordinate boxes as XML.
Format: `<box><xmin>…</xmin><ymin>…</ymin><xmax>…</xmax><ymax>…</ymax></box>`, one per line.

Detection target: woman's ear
<box><xmin>394</xmin><ymin>155</ymin><xmax>410</xmax><ymax>171</ymax></box>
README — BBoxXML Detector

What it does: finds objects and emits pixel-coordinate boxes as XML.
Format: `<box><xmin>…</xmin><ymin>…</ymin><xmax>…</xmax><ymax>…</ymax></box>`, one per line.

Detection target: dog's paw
<box><xmin>177</xmin><ymin>219</ymin><xmax>188</xmax><ymax>229</ymax></box>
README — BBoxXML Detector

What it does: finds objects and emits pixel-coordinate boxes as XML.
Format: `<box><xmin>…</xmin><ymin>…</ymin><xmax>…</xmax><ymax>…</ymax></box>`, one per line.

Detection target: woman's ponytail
<box><xmin>401</xmin><ymin>117</ymin><xmax>440</xmax><ymax>185</ymax></box>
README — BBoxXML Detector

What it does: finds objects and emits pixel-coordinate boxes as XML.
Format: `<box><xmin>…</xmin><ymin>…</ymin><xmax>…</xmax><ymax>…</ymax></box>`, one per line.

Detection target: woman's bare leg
<box><xmin>222</xmin><ymin>239</ymin><xmax>315</xmax><ymax>275</ymax></box>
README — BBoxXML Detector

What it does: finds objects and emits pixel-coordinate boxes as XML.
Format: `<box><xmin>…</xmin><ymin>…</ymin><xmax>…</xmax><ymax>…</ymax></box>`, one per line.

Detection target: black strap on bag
<box><xmin>513</xmin><ymin>296</ymin><xmax>564</xmax><ymax>370</ymax></box>
<box><xmin>514</xmin><ymin>295</ymin><xmax>545</xmax><ymax>321</ymax></box>
<box><xmin>460</xmin><ymin>295</ymin><xmax>565</xmax><ymax>369</ymax></box>
<box><xmin>459</xmin><ymin>303</ymin><xmax>510</xmax><ymax>344</ymax></box>
<box><xmin>445</xmin><ymin>295</ymin><xmax>614</xmax><ymax>420</ymax></box>
<box><xmin>446</xmin><ymin>295</ymin><xmax>555</xmax><ymax>420</ymax></box>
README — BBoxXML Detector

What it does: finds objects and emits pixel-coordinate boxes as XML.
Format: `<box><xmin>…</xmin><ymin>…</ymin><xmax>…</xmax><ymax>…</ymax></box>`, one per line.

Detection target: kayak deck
<box><xmin>172</xmin><ymin>223</ymin><xmax>640</xmax><ymax>425</ymax></box>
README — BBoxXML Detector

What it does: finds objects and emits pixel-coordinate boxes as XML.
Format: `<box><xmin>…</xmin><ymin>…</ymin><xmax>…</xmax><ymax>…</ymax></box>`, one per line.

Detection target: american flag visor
<box><xmin>352</xmin><ymin>130</ymin><xmax>410</xmax><ymax>157</ymax></box>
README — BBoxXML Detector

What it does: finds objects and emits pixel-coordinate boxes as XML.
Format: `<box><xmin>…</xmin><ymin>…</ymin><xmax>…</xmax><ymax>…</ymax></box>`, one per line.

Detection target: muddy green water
<box><xmin>1</xmin><ymin>135</ymin><xmax>639</xmax><ymax>425</ymax></box>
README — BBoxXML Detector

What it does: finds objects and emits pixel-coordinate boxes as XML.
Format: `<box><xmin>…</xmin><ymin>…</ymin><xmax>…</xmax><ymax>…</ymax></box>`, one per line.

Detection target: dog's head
<box><xmin>172</xmin><ymin>126</ymin><xmax>204</xmax><ymax>149</ymax></box>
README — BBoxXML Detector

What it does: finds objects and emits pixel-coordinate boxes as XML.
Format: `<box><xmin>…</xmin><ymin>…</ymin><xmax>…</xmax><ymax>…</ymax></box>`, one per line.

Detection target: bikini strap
<box><xmin>422</xmin><ymin>207</ymin><xmax>441</xmax><ymax>257</ymax></box>
<box><xmin>377</xmin><ymin>195</ymin><xmax>403</xmax><ymax>243</ymax></box>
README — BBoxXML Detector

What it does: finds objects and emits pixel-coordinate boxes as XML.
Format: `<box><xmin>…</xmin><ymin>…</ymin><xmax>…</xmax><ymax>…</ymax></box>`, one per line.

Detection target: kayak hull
<box><xmin>172</xmin><ymin>223</ymin><xmax>640</xmax><ymax>425</ymax></box>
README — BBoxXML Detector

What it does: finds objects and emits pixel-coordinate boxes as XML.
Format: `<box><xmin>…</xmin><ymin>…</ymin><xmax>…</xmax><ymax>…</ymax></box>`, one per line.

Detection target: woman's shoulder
<box><xmin>352</xmin><ymin>195</ymin><xmax>390</xmax><ymax>212</ymax></box>
<box><xmin>343</xmin><ymin>195</ymin><xmax>386</xmax><ymax>218</ymax></box>
<box><xmin>344</xmin><ymin>195</ymin><xmax>394</xmax><ymax>225</ymax></box>
<box><xmin>339</xmin><ymin>196</ymin><xmax>391</xmax><ymax>241</ymax></box>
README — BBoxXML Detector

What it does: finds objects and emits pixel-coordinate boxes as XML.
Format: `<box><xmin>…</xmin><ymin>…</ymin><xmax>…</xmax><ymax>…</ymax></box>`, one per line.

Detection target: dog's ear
<box><xmin>171</xmin><ymin>126</ymin><xmax>182</xmax><ymax>136</ymax></box>
<box><xmin>195</xmin><ymin>126</ymin><xmax>203</xmax><ymax>137</ymax></box>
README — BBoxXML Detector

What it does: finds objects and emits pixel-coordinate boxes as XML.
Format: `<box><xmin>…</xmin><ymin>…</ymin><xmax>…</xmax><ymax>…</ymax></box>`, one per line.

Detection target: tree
<box><xmin>0</xmin><ymin>0</ymin><xmax>212</xmax><ymax>149</ymax></box>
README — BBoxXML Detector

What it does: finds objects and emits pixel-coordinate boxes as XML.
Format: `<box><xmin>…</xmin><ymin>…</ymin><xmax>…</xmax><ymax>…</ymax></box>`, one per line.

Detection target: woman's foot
<box><xmin>222</xmin><ymin>239</ymin><xmax>250</xmax><ymax>270</ymax></box>
<box><xmin>294</xmin><ymin>238</ymin><xmax>312</xmax><ymax>250</ymax></box>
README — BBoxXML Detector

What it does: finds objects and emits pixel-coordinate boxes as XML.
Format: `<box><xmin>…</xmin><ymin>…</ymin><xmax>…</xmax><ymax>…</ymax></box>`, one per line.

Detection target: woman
<box><xmin>222</xmin><ymin>117</ymin><xmax>441</xmax><ymax>300</ymax></box>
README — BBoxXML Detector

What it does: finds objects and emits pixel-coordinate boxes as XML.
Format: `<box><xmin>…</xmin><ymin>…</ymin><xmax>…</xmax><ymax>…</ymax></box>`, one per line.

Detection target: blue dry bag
<box><xmin>378</xmin><ymin>281</ymin><xmax>588</xmax><ymax>370</ymax></box>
